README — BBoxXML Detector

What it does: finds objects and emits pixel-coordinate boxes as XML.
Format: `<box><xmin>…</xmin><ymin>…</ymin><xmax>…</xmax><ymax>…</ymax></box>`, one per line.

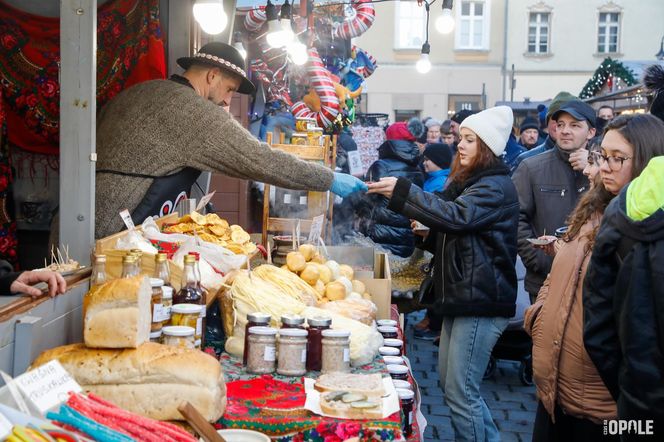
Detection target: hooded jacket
<box><xmin>583</xmin><ymin>187</ymin><xmax>664</xmax><ymax>432</ymax></box>
<box><xmin>354</xmin><ymin>140</ymin><xmax>424</xmax><ymax>257</ymax></box>
<box><xmin>388</xmin><ymin>164</ymin><xmax>519</xmax><ymax>317</ymax></box>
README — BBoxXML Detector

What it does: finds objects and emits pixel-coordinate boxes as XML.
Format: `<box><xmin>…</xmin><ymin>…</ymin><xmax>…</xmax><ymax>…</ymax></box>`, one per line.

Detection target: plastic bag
<box><xmin>115</xmin><ymin>229</ymin><xmax>158</xmax><ymax>254</ymax></box>
<box><xmin>322</xmin><ymin>299</ymin><xmax>377</xmax><ymax>325</ymax></box>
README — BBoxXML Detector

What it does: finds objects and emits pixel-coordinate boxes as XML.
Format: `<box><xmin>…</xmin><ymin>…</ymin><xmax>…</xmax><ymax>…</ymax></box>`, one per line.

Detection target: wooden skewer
<box><xmin>178</xmin><ymin>402</ymin><xmax>225</xmax><ymax>442</ymax></box>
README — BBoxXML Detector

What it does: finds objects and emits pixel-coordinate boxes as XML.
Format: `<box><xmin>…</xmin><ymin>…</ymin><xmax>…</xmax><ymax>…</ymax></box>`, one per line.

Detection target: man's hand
<box><xmin>569</xmin><ymin>147</ymin><xmax>589</xmax><ymax>171</ymax></box>
<box><xmin>10</xmin><ymin>270</ymin><xmax>67</xmax><ymax>298</ymax></box>
<box><xmin>367</xmin><ymin>177</ymin><xmax>398</xmax><ymax>199</ymax></box>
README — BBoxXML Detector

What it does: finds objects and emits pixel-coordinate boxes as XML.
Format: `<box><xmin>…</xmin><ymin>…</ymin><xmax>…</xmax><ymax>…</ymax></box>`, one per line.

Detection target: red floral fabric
<box><xmin>0</xmin><ymin>88</ymin><xmax>18</xmax><ymax>267</ymax></box>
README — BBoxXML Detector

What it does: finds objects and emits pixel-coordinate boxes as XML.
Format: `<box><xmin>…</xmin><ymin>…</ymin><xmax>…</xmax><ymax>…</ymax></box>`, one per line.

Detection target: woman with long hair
<box><xmin>525</xmin><ymin>113</ymin><xmax>664</xmax><ymax>441</ymax></box>
<box><xmin>368</xmin><ymin>106</ymin><xmax>519</xmax><ymax>441</ymax></box>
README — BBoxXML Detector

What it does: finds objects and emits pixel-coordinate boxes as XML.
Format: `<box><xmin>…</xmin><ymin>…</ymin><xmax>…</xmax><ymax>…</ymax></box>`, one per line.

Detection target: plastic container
<box><xmin>170</xmin><ymin>304</ymin><xmax>203</xmax><ymax>349</ymax></box>
<box><xmin>243</xmin><ymin>312</ymin><xmax>271</xmax><ymax>365</ymax></box>
<box><xmin>379</xmin><ymin>346</ymin><xmax>401</xmax><ymax>357</ymax></box>
<box><xmin>376</xmin><ymin>319</ymin><xmax>398</xmax><ymax>328</ymax></box>
<box><xmin>247</xmin><ymin>326</ymin><xmax>277</xmax><ymax>374</ymax></box>
<box><xmin>321</xmin><ymin>329</ymin><xmax>351</xmax><ymax>373</ymax></box>
<box><xmin>149</xmin><ymin>330</ymin><xmax>162</xmax><ymax>343</ymax></box>
<box><xmin>377</xmin><ymin>325</ymin><xmax>398</xmax><ymax>339</ymax></box>
<box><xmin>161</xmin><ymin>326</ymin><xmax>195</xmax><ymax>349</ymax></box>
<box><xmin>306</xmin><ymin>316</ymin><xmax>331</xmax><ymax>371</ymax></box>
<box><xmin>387</xmin><ymin>364</ymin><xmax>409</xmax><ymax>381</ymax></box>
<box><xmin>277</xmin><ymin>328</ymin><xmax>308</xmax><ymax>376</ymax></box>
<box><xmin>396</xmin><ymin>388</ymin><xmax>415</xmax><ymax>437</ymax></box>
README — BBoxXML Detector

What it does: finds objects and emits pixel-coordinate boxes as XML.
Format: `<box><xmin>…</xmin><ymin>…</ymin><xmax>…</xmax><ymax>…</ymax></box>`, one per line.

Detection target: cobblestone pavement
<box><xmin>405</xmin><ymin>310</ymin><xmax>537</xmax><ymax>442</ymax></box>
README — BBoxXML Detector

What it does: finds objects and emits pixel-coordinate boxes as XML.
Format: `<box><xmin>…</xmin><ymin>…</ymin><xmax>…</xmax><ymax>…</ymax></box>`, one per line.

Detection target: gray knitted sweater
<box><xmin>95</xmin><ymin>79</ymin><xmax>334</xmax><ymax>238</ymax></box>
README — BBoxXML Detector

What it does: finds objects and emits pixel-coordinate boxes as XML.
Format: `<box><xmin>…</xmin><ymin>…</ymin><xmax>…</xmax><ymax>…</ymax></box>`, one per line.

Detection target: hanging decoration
<box><xmin>579</xmin><ymin>57</ymin><xmax>637</xmax><ymax>99</ymax></box>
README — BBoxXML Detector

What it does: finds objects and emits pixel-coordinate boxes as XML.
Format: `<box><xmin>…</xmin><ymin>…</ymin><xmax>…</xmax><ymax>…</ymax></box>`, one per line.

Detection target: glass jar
<box><xmin>161</xmin><ymin>286</ymin><xmax>173</xmax><ymax>324</ymax></box>
<box><xmin>281</xmin><ymin>314</ymin><xmax>305</xmax><ymax>329</ymax></box>
<box><xmin>149</xmin><ymin>330</ymin><xmax>162</xmax><ymax>343</ymax></box>
<box><xmin>383</xmin><ymin>355</ymin><xmax>405</xmax><ymax>366</ymax></box>
<box><xmin>130</xmin><ymin>249</ymin><xmax>143</xmax><ymax>274</ymax></box>
<box><xmin>379</xmin><ymin>346</ymin><xmax>401</xmax><ymax>357</ymax></box>
<box><xmin>247</xmin><ymin>326</ymin><xmax>277</xmax><ymax>374</ymax></box>
<box><xmin>377</xmin><ymin>325</ymin><xmax>398</xmax><ymax>339</ymax></box>
<box><xmin>376</xmin><ymin>319</ymin><xmax>398</xmax><ymax>328</ymax></box>
<box><xmin>161</xmin><ymin>326</ymin><xmax>195</xmax><ymax>349</ymax></box>
<box><xmin>387</xmin><ymin>364</ymin><xmax>409</xmax><ymax>381</ymax></box>
<box><xmin>149</xmin><ymin>278</ymin><xmax>165</xmax><ymax>332</ymax></box>
<box><xmin>277</xmin><ymin>328</ymin><xmax>308</xmax><ymax>376</ymax></box>
<box><xmin>243</xmin><ymin>312</ymin><xmax>271</xmax><ymax>365</ymax></box>
<box><xmin>171</xmin><ymin>304</ymin><xmax>203</xmax><ymax>349</ymax></box>
<box><xmin>321</xmin><ymin>329</ymin><xmax>351</xmax><ymax>374</ymax></box>
<box><xmin>392</xmin><ymin>379</ymin><xmax>412</xmax><ymax>391</ymax></box>
<box><xmin>306</xmin><ymin>316</ymin><xmax>331</xmax><ymax>372</ymax></box>
<box><xmin>91</xmin><ymin>255</ymin><xmax>107</xmax><ymax>286</ymax></box>
<box><xmin>383</xmin><ymin>338</ymin><xmax>404</xmax><ymax>355</ymax></box>
<box><xmin>396</xmin><ymin>388</ymin><xmax>415</xmax><ymax>437</ymax></box>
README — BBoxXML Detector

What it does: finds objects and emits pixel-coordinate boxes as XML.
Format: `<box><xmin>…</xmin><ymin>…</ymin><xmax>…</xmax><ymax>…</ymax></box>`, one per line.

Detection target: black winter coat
<box><xmin>355</xmin><ymin>140</ymin><xmax>424</xmax><ymax>257</ymax></box>
<box><xmin>583</xmin><ymin>189</ymin><xmax>664</xmax><ymax>434</ymax></box>
<box><xmin>388</xmin><ymin>164</ymin><xmax>519</xmax><ymax>317</ymax></box>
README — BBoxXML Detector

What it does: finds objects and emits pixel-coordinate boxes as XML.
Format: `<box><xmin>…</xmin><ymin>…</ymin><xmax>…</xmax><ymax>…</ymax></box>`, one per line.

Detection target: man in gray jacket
<box><xmin>512</xmin><ymin>100</ymin><xmax>595</xmax><ymax>301</ymax></box>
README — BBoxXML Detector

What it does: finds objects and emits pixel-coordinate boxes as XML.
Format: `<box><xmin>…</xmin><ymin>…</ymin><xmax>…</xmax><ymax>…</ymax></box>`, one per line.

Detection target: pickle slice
<box><xmin>324</xmin><ymin>391</ymin><xmax>347</xmax><ymax>402</ymax></box>
<box><xmin>350</xmin><ymin>401</ymin><xmax>379</xmax><ymax>409</ymax></box>
<box><xmin>341</xmin><ymin>393</ymin><xmax>367</xmax><ymax>403</ymax></box>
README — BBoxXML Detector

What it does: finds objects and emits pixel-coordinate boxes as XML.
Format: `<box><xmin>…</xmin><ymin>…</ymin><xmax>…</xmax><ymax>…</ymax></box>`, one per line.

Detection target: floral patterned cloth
<box><xmin>0</xmin><ymin>89</ymin><xmax>18</xmax><ymax>267</ymax></box>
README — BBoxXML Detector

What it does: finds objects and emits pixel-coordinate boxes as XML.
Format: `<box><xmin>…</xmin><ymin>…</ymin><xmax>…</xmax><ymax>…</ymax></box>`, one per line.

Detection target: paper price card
<box><xmin>195</xmin><ymin>191</ymin><xmax>216</xmax><ymax>212</ymax></box>
<box><xmin>347</xmin><ymin>150</ymin><xmax>364</xmax><ymax>177</ymax></box>
<box><xmin>14</xmin><ymin>360</ymin><xmax>82</xmax><ymax>414</ymax></box>
<box><xmin>308</xmin><ymin>214</ymin><xmax>325</xmax><ymax>244</ymax></box>
<box><xmin>119</xmin><ymin>209</ymin><xmax>135</xmax><ymax>230</ymax></box>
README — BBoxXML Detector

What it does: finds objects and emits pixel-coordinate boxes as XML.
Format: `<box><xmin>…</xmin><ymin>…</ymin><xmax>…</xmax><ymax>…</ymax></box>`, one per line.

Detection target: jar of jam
<box><xmin>281</xmin><ymin>314</ymin><xmax>305</xmax><ymax>329</ymax></box>
<box><xmin>149</xmin><ymin>330</ymin><xmax>162</xmax><ymax>343</ymax></box>
<box><xmin>149</xmin><ymin>278</ymin><xmax>165</xmax><ymax>332</ymax></box>
<box><xmin>396</xmin><ymin>388</ymin><xmax>415</xmax><ymax>437</ymax></box>
<box><xmin>277</xmin><ymin>328</ymin><xmax>308</xmax><ymax>376</ymax></box>
<box><xmin>321</xmin><ymin>329</ymin><xmax>351</xmax><ymax>374</ymax></box>
<box><xmin>392</xmin><ymin>379</ymin><xmax>413</xmax><ymax>391</ymax></box>
<box><xmin>377</xmin><ymin>319</ymin><xmax>398</xmax><ymax>328</ymax></box>
<box><xmin>383</xmin><ymin>355</ymin><xmax>405</xmax><ymax>366</ymax></box>
<box><xmin>383</xmin><ymin>338</ymin><xmax>404</xmax><ymax>355</ymax></box>
<box><xmin>171</xmin><ymin>304</ymin><xmax>203</xmax><ymax>349</ymax></box>
<box><xmin>387</xmin><ymin>364</ymin><xmax>409</xmax><ymax>381</ymax></box>
<box><xmin>306</xmin><ymin>316</ymin><xmax>331</xmax><ymax>371</ymax></box>
<box><xmin>379</xmin><ymin>346</ymin><xmax>401</xmax><ymax>357</ymax></box>
<box><xmin>161</xmin><ymin>286</ymin><xmax>173</xmax><ymax>324</ymax></box>
<box><xmin>243</xmin><ymin>312</ymin><xmax>271</xmax><ymax>365</ymax></box>
<box><xmin>162</xmin><ymin>326</ymin><xmax>195</xmax><ymax>349</ymax></box>
<box><xmin>247</xmin><ymin>326</ymin><xmax>277</xmax><ymax>374</ymax></box>
<box><xmin>377</xmin><ymin>325</ymin><xmax>398</xmax><ymax>339</ymax></box>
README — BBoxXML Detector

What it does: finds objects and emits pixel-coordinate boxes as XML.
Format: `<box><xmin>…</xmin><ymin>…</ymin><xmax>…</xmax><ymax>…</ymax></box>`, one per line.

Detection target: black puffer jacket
<box><xmin>355</xmin><ymin>140</ymin><xmax>423</xmax><ymax>257</ymax></box>
<box><xmin>583</xmin><ymin>189</ymin><xmax>664</xmax><ymax>433</ymax></box>
<box><xmin>388</xmin><ymin>164</ymin><xmax>519</xmax><ymax>317</ymax></box>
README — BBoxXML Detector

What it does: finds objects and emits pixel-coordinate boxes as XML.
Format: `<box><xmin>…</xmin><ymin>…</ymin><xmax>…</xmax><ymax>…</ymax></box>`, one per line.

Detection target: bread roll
<box><xmin>31</xmin><ymin>343</ymin><xmax>226</xmax><ymax>422</ymax></box>
<box><xmin>84</xmin><ymin>276</ymin><xmax>151</xmax><ymax>348</ymax></box>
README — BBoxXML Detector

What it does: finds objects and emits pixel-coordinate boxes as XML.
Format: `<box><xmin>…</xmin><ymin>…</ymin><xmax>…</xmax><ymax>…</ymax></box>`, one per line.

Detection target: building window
<box><xmin>598</xmin><ymin>12</ymin><xmax>620</xmax><ymax>54</ymax></box>
<box><xmin>395</xmin><ymin>110</ymin><xmax>421</xmax><ymax>121</ymax></box>
<box><xmin>527</xmin><ymin>12</ymin><xmax>550</xmax><ymax>54</ymax></box>
<box><xmin>448</xmin><ymin>94</ymin><xmax>482</xmax><ymax>115</ymax></box>
<box><xmin>456</xmin><ymin>0</ymin><xmax>490</xmax><ymax>50</ymax></box>
<box><xmin>394</xmin><ymin>1</ymin><xmax>425</xmax><ymax>49</ymax></box>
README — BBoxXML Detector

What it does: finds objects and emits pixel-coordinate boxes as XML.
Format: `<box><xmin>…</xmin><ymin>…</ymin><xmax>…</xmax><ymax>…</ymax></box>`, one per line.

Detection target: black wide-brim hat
<box><xmin>177</xmin><ymin>42</ymin><xmax>256</xmax><ymax>95</ymax></box>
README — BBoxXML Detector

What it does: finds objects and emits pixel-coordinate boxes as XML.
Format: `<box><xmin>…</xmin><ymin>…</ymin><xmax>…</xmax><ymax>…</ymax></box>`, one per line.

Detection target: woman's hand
<box><xmin>533</xmin><ymin>235</ymin><xmax>558</xmax><ymax>257</ymax></box>
<box><xmin>10</xmin><ymin>270</ymin><xmax>67</xmax><ymax>297</ymax></box>
<box><xmin>411</xmin><ymin>220</ymin><xmax>430</xmax><ymax>238</ymax></box>
<box><xmin>367</xmin><ymin>177</ymin><xmax>398</xmax><ymax>198</ymax></box>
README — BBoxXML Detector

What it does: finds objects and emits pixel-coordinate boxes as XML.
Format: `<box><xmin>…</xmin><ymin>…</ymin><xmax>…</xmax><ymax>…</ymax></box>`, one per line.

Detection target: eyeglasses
<box><xmin>590</xmin><ymin>152</ymin><xmax>632</xmax><ymax>171</ymax></box>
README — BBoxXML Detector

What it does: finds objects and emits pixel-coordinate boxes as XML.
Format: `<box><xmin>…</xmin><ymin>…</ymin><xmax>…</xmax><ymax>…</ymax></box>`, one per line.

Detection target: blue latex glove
<box><xmin>330</xmin><ymin>172</ymin><xmax>368</xmax><ymax>197</ymax></box>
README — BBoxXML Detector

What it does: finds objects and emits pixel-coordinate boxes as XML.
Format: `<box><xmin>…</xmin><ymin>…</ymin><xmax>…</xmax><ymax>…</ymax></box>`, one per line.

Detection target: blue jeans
<box><xmin>438</xmin><ymin>316</ymin><xmax>509</xmax><ymax>442</ymax></box>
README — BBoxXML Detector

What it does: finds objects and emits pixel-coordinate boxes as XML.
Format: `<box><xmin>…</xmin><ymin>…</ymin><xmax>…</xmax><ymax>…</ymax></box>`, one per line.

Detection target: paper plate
<box><xmin>211</xmin><ymin>430</ymin><xmax>270</xmax><ymax>442</ymax></box>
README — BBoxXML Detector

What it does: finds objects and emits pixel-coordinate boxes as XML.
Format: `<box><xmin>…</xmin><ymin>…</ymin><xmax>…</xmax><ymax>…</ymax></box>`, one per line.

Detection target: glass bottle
<box><xmin>174</xmin><ymin>255</ymin><xmax>202</xmax><ymax>305</ymax></box>
<box><xmin>130</xmin><ymin>249</ymin><xmax>143</xmax><ymax>274</ymax></box>
<box><xmin>188</xmin><ymin>252</ymin><xmax>207</xmax><ymax>348</ymax></box>
<box><xmin>121</xmin><ymin>255</ymin><xmax>137</xmax><ymax>278</ymax></box>
<box><xmin>91</xmin><ymin>255</ymin><xmax>107</xmax><ymax>286</ymax></box>
<box><xmin>154</xmin><ymin>253</ymin><xmax>171</xmax><ymax>286</ymax></box>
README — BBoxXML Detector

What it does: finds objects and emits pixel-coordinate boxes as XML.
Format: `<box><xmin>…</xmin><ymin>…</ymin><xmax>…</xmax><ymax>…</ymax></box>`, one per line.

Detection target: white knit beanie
<box><xmin>459</xmin><ymin>106</ymin><xmax>514</xmax><ymax>157</ymax></box>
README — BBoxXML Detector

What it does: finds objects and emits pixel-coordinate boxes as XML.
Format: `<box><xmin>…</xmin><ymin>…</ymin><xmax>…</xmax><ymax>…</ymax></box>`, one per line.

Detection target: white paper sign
<box><xmin>308</xmin><ymin>214</ymin><xmax>325</xmax><ymax>244</ymax></box>
<box><xmin>119</xmin><ymin>209</ymin><xmax>135</xmax><ymax>230</ymax></box>
<box><xmin>347</xmin><ymin>150</ymin><xmax>364</xmax><ymax>177</ymax></box>
<box><xmin>195</xmin><ymin>191</ymin><xmax>216</xmax><ymax>212</ymax></box>
<box><xmin>14</xmin><ymin>360</ymin><xmax>82</xmax><ymax>414</ymax></box>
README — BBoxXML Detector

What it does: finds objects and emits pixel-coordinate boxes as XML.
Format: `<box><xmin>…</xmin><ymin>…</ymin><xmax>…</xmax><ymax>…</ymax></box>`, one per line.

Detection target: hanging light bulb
<box><xmin>288</xmin><ymin>40</ymin><xmax>308</xmax><ymax>65</ymax></box>
<box><xmin>435</xmin><ymin>0</ymin><xmax>455</xmax><ymax>34</ymax></box>
<box><xmin>193</xmin><ymin>0</ymin><xmax>228</xmax><ymax>35</ymax></box>
<box><xmin>266</xmin><ymin>0</ymin><xmax>294</xmax><ymax>48</ymax></box>
<box><xmin>279</xmin><ymin>0</ymin><xmax>294</xmax><ymax>43</ymax></box>
<box><xmin>416</xmin><ymin>43</ymin><xmax>432</xmax><ymax>74</ymax></box>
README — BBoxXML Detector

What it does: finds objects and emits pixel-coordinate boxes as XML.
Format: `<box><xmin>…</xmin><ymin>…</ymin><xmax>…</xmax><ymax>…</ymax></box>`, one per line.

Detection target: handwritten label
<box><xmin>195</xmin><ymin>191</ymin><xmax>216</xmax><ymax>212</ymax></box>
<box><xmin>119</xmin><ymin>209</ymin><xmax>135</xmax><ymax>230</ymax></box>
<box><xmin>14</xmin><ymin>360</ymin><xmax>82</xmax><ymax>414</ymax></box>
<box><xmin>308</xmin><ymin>215</ymin><xmax>325</xmax><ymax>244</ymax></box>
<box><xmin>347</xmin><ymin>150</ymin><xmax>363</xmax><ymax>177</ymax></box>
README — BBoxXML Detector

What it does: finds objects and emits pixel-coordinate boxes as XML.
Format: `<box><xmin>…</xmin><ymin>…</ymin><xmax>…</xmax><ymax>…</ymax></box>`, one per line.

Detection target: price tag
<box><xmin>264</xmin><ymin>345</ymin><xmax>276</xmax><ymax>362</ymax></box>
<box><xmin>119</xmin><ymin>209</ymin><xmax>135</xmax><ymax>230</ymax></box>
<box><xmin>195</xmin><ymin>191</ymin><xmax>216</xmax><ymax>212</ymax></box>
<box><xmin>14</xmin><ymin>360</ymin><xmax>82</xmax><ymax>414</ymax></box>
<box><xmin>347</xmin><ymin>150</ymin><xmax>363</xmax><ymax>177</ymax></box>
<box><xmin>308</xmin><ymin>214</ymin><xmax>325</xmax><ymax>244</ymax></box>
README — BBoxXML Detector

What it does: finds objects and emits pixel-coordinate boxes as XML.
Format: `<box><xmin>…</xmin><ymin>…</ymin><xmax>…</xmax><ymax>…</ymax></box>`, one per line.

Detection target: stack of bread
<box><xmin>315</xmin><ymin>373</ymin><xmax>385</xmax><ymax>419</ymax></box>
<box><xmin>32</xmin><ymin>276</ymin><xmax>227</xmax><ymax>422</ymax></box>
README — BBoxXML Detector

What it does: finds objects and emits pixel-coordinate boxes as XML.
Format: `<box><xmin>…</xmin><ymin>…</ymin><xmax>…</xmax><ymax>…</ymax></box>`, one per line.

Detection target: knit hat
<box><xmin>386</xmin><ymin>118</ymin><xmax>425</xmax><ymax>142</ymax></box>
<box><xmin>545</xmin><ymin>91</ymin><xmax>576</xmax><ymax>122</ymax></box>
<box><xmin>644</xmin><ymin>64</ymin><xmax>664</xmax><ymax>123</ymax></box>
<box><xmin>519</xmin><ymin>117</ymin><xmax>539</xmax><ymax>132</ymax></box>
<box><xmin>423</xmin><ymin>143</ymin><xmax>453</xmax><ymax>169</ymax></box>
<box><xmin>451</xmin><ymin>109</ymin><xmax>475</xmax><ymax>124</ymax></box>
<box><xmin>459</xmin><ymin>106</ymin><xmax>514</xmax><ymax>157</ymax></box>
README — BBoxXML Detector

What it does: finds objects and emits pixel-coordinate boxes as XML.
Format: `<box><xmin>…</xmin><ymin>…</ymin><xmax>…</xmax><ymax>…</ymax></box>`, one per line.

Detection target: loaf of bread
<box><xmin>314</xmin><ymin>373</ymin><xmax>384</xmax><ymax>398</ymax></box>
<box><xmin>31</xmin><ymin>343</ymin><xmax>227</xmax><ymax>422</ymax></box>
<box><xmin>83</xmin><ymin>276</ymin><xmax>151</xmax><ymax>348</ymax></box>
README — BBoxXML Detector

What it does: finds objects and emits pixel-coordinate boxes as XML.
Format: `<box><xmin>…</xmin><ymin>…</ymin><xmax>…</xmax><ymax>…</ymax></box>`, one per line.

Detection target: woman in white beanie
<box><xmin>368</xmin><ymin>106</ymin><xmax>519</xmax><ymax>442</ymax></box>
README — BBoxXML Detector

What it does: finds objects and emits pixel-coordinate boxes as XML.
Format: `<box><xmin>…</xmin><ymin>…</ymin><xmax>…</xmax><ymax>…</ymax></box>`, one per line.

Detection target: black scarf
<box><xmin>442</xmin><ymin>163</ymin><xmax>510</xmax><ymax>201</ymax></box>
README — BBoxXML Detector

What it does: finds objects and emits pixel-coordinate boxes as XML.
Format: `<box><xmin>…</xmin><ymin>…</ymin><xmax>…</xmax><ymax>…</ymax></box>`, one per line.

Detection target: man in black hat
<box><xmin>94</xmin><ymin>42</ymin><xmax>367</xmax><ymax>238</ymax></box>
<box><xmin>512</xmin><ymin>99</ymin><xmax>595</xmax><ymax>302</ymax></box>
<box><xmin>519</xmin><ymin>117</ymin><xmax>541</xmax><ymax>150</ymax></box>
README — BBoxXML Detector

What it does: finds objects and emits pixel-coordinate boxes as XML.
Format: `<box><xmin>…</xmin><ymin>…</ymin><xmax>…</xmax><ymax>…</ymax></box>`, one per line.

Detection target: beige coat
<box><xmin>524</xmin><ymin>214</ymin><xmax>617</xmax><ymax>422</ymax></box>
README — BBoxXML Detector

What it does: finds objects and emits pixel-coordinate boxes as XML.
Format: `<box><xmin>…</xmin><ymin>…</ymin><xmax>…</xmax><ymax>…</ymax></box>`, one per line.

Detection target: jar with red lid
<box><xmin>306</xmin><ymin>316</ymin><xmax>331</xmax><ymax>371</ymax></box>
<box><xmin>243</xmin><ymin>312</ymin><xmax>271</xmax><ymax>365</ymax></box>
